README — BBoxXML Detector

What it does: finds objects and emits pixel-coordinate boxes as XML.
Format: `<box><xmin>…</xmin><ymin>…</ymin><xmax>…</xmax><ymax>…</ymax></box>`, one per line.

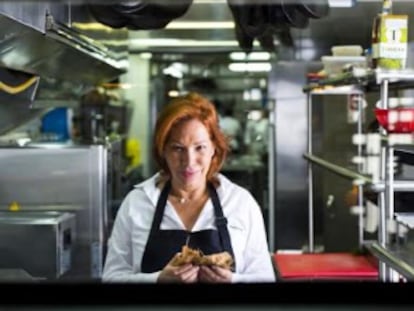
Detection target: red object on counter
<box><xmin>273</xmin><ymin>252</ymin><xmax>379</xmax><ymax>281</ymax></box>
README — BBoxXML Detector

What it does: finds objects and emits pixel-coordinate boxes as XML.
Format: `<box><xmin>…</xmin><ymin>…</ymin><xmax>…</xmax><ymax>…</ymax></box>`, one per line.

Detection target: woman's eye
<box><xmin>196</xmin><ymin>145</ymin><xmax>206</xmax><ymax>151</ymax></box>
<box><xmin>171</xmin><ymin>145</ymin><xmax>183</xmax><ymax>152</ymax></box>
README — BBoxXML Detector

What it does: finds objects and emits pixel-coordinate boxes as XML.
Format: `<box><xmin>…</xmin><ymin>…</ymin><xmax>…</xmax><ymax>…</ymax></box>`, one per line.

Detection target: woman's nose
<box><xmin>181</xmin><ymin>149</ymin><xmax>195</xmax><ymax>165</ymax></box>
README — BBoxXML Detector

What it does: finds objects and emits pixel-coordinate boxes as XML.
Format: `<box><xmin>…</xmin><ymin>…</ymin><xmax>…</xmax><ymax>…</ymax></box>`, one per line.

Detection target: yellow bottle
<box><xmin>372</xmin><ymin>0</ymin><xmax>408</xmax><ymax>70</ymax></box>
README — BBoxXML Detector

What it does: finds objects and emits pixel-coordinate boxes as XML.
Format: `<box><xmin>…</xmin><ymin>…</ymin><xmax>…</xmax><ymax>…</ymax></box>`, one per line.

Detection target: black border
<box><xmin>0</xmin><ymin>282</ymin><xmax>413</xmax><ymax>307</ymax></box>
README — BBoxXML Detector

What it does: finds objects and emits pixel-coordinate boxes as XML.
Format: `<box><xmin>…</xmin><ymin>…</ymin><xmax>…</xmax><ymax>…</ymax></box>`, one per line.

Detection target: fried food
<box><xmin>170</xmin><ymin>245</ymin><xmax>233</xmax><ymax>269</ymax></box>
<box><xmin>170</xmin><ymin>245</ymin><xmax>202</xmax><ymax>266</ymax></box>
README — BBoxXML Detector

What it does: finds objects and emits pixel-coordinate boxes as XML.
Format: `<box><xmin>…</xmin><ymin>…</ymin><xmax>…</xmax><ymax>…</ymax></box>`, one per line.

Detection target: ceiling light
<box><xmin>229</xmin><ymin>52</ymin><xmax>271</xmax><ymax>61</ymax></box>
<box><xmin>328</xmin><ymin>0</ymin><xmax>355</xmax><ymax>7</ymax></box>
<box><xmin>228</xmin><ymin>62</ymin><xmax>272</xmax><ymax>72</ymax></box>
<box><xmin>129</xmin><ymin>39</ymin><xmax>258</xmax><ymax>48</ymax></box>
<box><xmin>194</xmin><ymin>0</ymin><xmax>227</xmax><ymax>3</ymax></box>
<box><xmin>166</xmin><ymin>21</ymin><xmax>234</xmax><ymax>29</ymax></box>
<box><xmin>168</xmin><ymin>90</ymin><xmax>181</xmax><ymax>97</ymax></box>
<box><xmin>139</xmin><ymin>52</ymin><xmax>152</xmax><ymax>59</ymax></box>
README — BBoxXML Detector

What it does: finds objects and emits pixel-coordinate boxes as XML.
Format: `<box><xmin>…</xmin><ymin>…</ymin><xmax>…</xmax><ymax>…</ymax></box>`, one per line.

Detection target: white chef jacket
<box><xmin>102</xmin><ymin>172</ymin><xmax>276</xmax><ymax>283</ymax></box>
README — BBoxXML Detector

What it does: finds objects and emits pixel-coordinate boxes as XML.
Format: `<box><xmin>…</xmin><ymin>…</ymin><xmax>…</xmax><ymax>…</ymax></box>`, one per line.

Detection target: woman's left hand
<box><xmin>198</xmin><ymin>265</ymin><xmax>232</xmax><ymax>283</ymax></box>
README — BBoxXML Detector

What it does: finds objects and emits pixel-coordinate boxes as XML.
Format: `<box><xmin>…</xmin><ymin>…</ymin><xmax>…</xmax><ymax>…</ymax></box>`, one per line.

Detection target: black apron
<box><xmin>141</xmin><ymin>180</ymin><xmax>235</xmax><ymax>272</ymax></box>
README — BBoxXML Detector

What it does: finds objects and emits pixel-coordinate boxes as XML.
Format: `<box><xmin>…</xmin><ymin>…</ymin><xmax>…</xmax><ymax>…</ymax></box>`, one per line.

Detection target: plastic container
<box><xmin>375</xmin><ymin>108</ymin><xmax>414</xmax><ymax>133</ymax></box>
<box><xmin>41</xmin><ymin>107</ymin><xmax>73</xmax><ymax>141</ymax></box>
<box><xmin>376</xmin><ymin>97</ymin><xmax>414</xmax><ymax>108</ymax></box>
<box><xmin>321</xmin><ymin>56</ymin><xmax>367</xmax><ymax>77</ymax></box>
<box><xmin>331</xmin><ymin>45</ymin><xmax>363</xmax><ymax>57</ymax></box>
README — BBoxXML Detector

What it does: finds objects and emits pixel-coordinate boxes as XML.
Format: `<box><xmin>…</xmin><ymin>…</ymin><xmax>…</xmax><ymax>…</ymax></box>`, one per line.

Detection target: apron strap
<box><xmin>148</xmin><ymin>180</ymin><xmax>171</xmax><ymax>240</ymax></box>
<box><xmin>208</xmin><ymin>182</ymin><xmax>235</xmax><ymax>270</ymax></box>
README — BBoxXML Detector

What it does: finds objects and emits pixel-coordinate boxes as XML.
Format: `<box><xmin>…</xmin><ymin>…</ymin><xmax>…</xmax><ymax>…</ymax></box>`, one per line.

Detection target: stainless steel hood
<box><xmin>0</xmin><ymin>2</ymin><xmax>128</xmax><ymax>103</ymax></box>
<box><xmin>0</xmin><ymin>2</ymin><xmax>128</xmax><ymax>135</ymax></box>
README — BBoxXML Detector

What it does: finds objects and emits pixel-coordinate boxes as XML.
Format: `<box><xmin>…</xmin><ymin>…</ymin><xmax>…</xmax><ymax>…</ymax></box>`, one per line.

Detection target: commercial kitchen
<box><xmin>1</xmin><ymin>0</ymin><xmax>414</xmax><ymax>295</ymax></box>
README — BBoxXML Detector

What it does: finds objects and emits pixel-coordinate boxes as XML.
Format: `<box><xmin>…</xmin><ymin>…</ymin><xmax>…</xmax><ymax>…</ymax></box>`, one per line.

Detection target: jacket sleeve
<box><xmin>102</xmin><ymin>192</ymin><xmax>160</xmax><ymax>283</ymax></box>
<box><xmin>230</xmin><ymin>190</ymin><xmax>276</xmax><ymax>283</ymax></box>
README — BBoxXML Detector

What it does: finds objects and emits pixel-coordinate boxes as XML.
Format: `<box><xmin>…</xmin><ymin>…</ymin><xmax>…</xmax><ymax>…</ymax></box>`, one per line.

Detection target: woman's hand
<box><xmin>158</xmin><ymin>257</ymin><xmax>200</xmax><ymax>283</ymax></box>
<box><xmin>198</xmin><ymin>265</ymin><xmax>232</xmax><ymax>283</ymax></box>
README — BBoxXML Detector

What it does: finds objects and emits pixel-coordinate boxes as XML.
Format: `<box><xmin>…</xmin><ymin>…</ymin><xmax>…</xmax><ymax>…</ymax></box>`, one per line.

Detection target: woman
<box><xmin>102</xmin><ymin>92</ymin><xmax>276</xmax><ymax>283</ymax></box>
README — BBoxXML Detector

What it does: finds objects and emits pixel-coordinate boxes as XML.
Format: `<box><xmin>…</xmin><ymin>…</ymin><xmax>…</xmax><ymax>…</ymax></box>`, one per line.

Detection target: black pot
<box><xmin>88</xmin><ymin>0</ymin><xmax>193</xmax><ymax>30</ymax></box>
<box><xmin>280</xmin><ymin>0</ymin><xmax>309</xmax><ymax>29</ymax></box>
<box><xmin>297</xmin><ymin>0</ymin><xmax>330</xmax><ymax>19</ymax></box>
<box><xmin>88</xmin><ymin>4</ymin><xmax>128</xmax><ymax>29</ymax></box>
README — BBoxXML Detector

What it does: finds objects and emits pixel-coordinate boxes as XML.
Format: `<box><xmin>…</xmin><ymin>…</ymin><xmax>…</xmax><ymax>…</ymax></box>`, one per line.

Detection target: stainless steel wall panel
<box><xmin>268</xmin><ymin>62</ymin><xmax>312</xmax><ymax>251</ymax></box>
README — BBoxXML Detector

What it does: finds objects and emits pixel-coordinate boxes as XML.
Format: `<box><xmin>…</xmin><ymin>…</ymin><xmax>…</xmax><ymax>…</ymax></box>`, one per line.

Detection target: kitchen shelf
<box><xmin>304</xmin><ymin>68</ymin><xmax>414</xmax><ymax>93</ymax></box>
<box><xmin>303</xmin><ymin>153</ymin><xmax>371</xmax><ymax>183</ymax></box>
<box><xmin>395</xmin><ymin>213</ymin><xmax>414</xmax><ymax>230</ymax></box>
<box><xmin>304</xmin><ymin>67</ymin><xmax>414</xmax><ymax>282</ymax></box>
<box><xmin>369</xmin><ymin>181</ymin><xmax>414</xmax><ymax>192</ymax></box>
<box><xmin>364</xmin><ymin>241</ymin><xmax>414</xmax><ymax>281</ymax></box>
<box><xmin>304</xmin><ymin>153</ymin><xmax>414</xmax><ymax>192</ymax></box>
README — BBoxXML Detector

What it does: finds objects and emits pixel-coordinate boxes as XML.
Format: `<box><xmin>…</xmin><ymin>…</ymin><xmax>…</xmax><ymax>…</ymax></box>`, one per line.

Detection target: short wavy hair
<box><xmin>153</xmin><ymin>92</ymin><xmax>229</xmax><ymax>186</ymax></box>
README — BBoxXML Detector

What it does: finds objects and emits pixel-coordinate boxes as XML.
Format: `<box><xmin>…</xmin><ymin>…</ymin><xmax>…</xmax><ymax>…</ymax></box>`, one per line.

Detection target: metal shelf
<box><xmin>395</xmin><ymin>213</ymin><xmax>414</xmax><ymax>230</ymax></box>
<box><xmin>304</xmin><ymin>68</ymin><xmax>414</xmax><ymax>93</ymax></box>
<box><xmin>304</xmin><ymin>66</ymin><xmax>414</xmax><ymax>281</ymax></box>
<box><xmin>304</xmin><ymin>153</ymin><xmax>414</xmax><ymax>192</ymax></box>
<box><xmin>303</xmin><ymin>153</ymin><xmax>371</xmax><ymax>183</ymax></box>
<box><xmin>365</xmin><ymin>241</ymin><xmax>414</xmax><ymax>281</ymax></box>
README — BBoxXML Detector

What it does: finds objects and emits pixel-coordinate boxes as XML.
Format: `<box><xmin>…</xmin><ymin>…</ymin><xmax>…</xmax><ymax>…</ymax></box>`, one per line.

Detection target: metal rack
<box><xmin>304</xmin><ymin>68</ymin><xmax>414</xmax><ymax>282</ymax></box>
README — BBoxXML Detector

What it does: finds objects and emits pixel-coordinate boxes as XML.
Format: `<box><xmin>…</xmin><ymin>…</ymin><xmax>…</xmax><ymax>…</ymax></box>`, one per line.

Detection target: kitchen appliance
<box><xmin>0</xmin><ymin>145</ymin><xmax>110</xmax><ymax>280</ymax></box>
<box><xmin>0</xmin><ymin>211</ymin><xmax>76</xmax><ymax>280</ymax></box>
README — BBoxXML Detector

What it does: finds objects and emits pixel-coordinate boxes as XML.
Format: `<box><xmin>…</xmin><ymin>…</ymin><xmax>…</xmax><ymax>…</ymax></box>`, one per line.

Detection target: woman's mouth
<box><xmin>181</xmin><ymin>170</ymin><xmax>198</xmax><ymax>179</ymax></box>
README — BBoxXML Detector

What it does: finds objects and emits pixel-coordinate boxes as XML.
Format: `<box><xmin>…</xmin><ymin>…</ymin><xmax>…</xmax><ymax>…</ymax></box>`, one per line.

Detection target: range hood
<box><xmin>0</xmin><ymin>3</ymin><xmax>128</xmax><ymax>103</ymax></box>
<box><xmin>0</xmin><ymin>2</ymin><xmax>128</xmax><ymax>135</ymax></box>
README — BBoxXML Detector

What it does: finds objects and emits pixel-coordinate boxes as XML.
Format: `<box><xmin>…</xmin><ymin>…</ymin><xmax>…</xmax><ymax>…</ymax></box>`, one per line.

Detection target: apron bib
<box><xmin>141</xmin><ymin>180</ymin><xmax>235</xmax><ymax>272</ymax></box>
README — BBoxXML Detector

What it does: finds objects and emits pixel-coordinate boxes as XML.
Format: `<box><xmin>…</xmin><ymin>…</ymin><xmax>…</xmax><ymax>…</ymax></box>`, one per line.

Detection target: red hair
<box><xmin>153</xmin><ymin>92</ymin><xmax>229</xmax><ymax>185</ymax></box>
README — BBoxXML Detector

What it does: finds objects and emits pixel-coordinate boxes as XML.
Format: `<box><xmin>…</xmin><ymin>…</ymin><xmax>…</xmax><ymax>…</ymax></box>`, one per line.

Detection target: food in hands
<box><xmin>170</xmin><ymin>245</ymin><xmax>233</xmax><ymax>269</ymax></box>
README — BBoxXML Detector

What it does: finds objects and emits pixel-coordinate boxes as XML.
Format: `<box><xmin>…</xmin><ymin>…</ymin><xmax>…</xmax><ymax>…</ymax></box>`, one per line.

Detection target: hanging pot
<box><xmin>257</xmin><ymin>30</ymin><xmax>276</xmax><ymax>52</ymax></box>
<box><xmin>236</xmin><ymin>4</ymin><xmax>268</xmax><ymax>38</ymax></box>
<box><xmin>227</xmin><ymin>0</ymin><xmax>269</xmax><ymax>39</ymax></box>
<box><xmin>280</xmin><ymin>0</ymin><xmax>310</xmax><ymax>29</ymax></box>
<box><xmin>268</xmin><ymin>3</ymin><xmax>289</xmax><ymax>29</ymax></box>
<box><xmin>88</xmin><ymin>4</ymin><xmax>128</xmax><ymax>29</ymax></box>
<box><xmin>297</xmin><ymin>0</ymin><xmax>330</xmax><ymax>19</ymax></box>
<box><xmin>113</xmin><ymin>1</ymin><xmax>145</xmax><ymax>15</ymax></box>
<box><xmin>115</xmin><ymin>0</ymin><xmax>193</xmax><ymax>20</ymax></box>
<box><xmin>234</xmin><ymin>22</ymin><xmax>254</xmax><ymax>54</ymax></box>
<box><xmin>275</xmin><ymin>25</ymin><xmax>294</xmax><ymax>47</ymax></box>
<box><xmin>125</xmin><ymin>14</ymin><xmax>175</xmax><ymax>30</ymax></box>
<box><xmin>89</xmin><ymin>0</ymin><xmax>193</xmax><ymax>30</ymax></box>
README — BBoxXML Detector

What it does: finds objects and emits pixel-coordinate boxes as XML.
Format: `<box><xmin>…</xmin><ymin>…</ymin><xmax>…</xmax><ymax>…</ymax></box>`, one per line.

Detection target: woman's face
<box><xmin>164</xmin><ymin>119</ymin><xmax>215</xmax><ymax>190</ymax></box>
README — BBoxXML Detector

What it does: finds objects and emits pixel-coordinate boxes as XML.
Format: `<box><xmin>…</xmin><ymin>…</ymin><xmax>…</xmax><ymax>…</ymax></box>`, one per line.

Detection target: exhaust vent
<box><xmin>0</xmin><ymin>3</ymin><xmax>128</xmax><ymax>104</ymax></box>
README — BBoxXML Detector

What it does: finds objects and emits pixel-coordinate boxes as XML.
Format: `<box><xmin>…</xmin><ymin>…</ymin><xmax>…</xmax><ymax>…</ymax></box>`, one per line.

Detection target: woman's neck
<box><xmin>169</xmin><ymin>182</ymin><xmax>208</xmax><ymax>204</ymax></box>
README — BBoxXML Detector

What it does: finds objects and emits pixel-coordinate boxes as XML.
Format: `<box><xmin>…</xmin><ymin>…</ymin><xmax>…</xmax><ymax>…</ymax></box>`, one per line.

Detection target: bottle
<box><xmin>382</xmin><ymin>0</ymin><xmax>392</xmax><ymax>14</ymax></box>
<box><xmin>371</xmin><ymin>0</ymin><xmax>392</xmax><ymax>68</ymax></box>
<box><xmin>371</xmin><ymin>0</ymin><xmax>408</xmax><ymax>70</ymax></box>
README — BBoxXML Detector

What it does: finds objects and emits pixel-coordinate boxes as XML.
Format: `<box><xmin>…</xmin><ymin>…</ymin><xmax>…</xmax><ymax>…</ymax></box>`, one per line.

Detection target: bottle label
<box><xmin>375</xmin><ymin>14</ymin><xmax>408</xmax><ymax>69</ymax></box>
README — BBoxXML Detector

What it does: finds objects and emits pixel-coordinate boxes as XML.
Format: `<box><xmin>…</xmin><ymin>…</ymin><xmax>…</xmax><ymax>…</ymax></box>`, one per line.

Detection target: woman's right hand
<box><xmin>157</xmin><ymin>256</ymin><xmax>200</xmax><ymax>283</ymax></box>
